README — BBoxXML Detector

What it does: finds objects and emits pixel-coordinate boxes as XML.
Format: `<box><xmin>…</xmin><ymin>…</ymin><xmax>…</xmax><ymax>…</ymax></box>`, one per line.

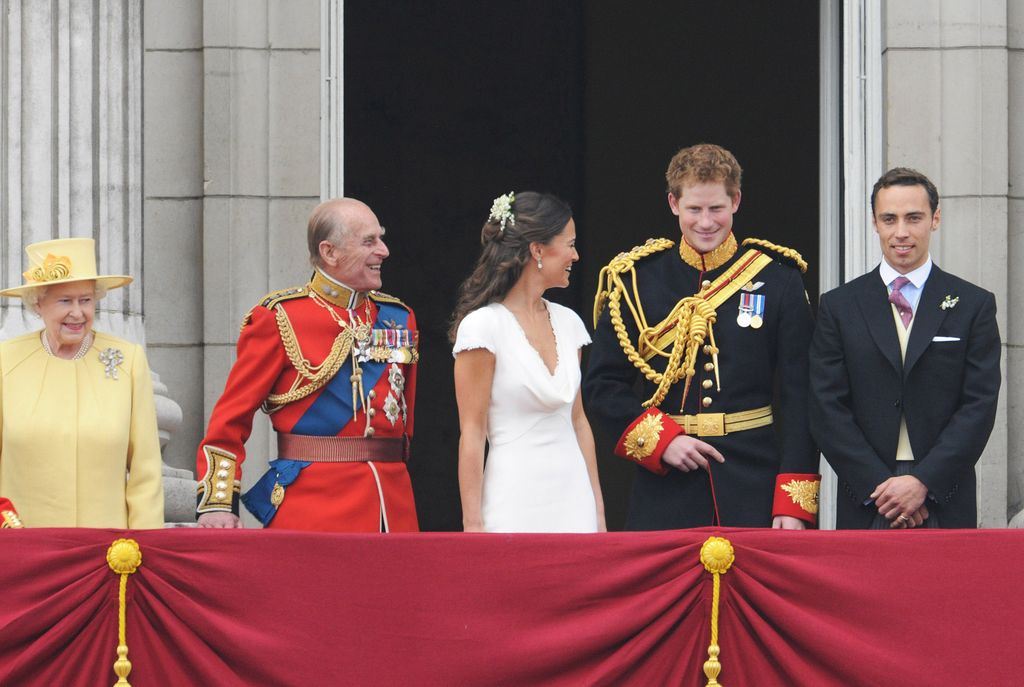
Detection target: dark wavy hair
<box><xmin>448</xmin><ymin>191</ymin><xmax>572</xmax><ymax>343</ymax></box>
<box><xmin>871</xmin><ymin>167</ymin><xmax>939</xmax><ymax>214</ymax></box>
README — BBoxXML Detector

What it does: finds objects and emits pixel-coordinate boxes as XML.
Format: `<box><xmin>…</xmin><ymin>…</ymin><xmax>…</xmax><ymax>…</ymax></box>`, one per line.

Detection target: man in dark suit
<box><xmin>810</xmin><ymin>167</ymin><xmax>1001</xmax><ymax>529</ymax></box>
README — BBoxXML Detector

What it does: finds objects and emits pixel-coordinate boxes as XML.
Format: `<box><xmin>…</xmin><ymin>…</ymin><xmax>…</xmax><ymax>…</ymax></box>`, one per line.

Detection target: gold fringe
<box><xmin>700</xmin><ymin>536</ymin><xmax>735</xmax><ymax>686</ymax></box>
<box><xmin>107</xmin><ymin>539</ymin><xmax>142</xmax><ymax>687</ymax></box>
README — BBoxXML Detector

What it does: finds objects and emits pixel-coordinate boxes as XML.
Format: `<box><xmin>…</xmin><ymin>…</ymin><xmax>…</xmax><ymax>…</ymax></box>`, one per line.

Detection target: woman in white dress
<box><xmin>450</xmin><ymin>192</ymin><xmax>605</xmax><ymax>533</ymax></box>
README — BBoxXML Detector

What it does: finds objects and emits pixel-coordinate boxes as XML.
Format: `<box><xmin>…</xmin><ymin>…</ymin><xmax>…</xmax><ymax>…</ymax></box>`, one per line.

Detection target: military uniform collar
<box><xmin>309</xmin><ymin>269</ymin><xmax>366</xmax><ymax>308</ymax></box>
<box><xmin>677</xmin><ymin>232</ymin><xmax>738</xmax><ymax>271</ymax></box>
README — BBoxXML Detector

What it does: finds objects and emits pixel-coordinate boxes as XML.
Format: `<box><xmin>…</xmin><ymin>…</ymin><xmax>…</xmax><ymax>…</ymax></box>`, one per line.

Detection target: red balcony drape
<box><xmin>1</xmin><ymin>528</ymin><xmax>1021</xmax><ymax>686</ymax></box>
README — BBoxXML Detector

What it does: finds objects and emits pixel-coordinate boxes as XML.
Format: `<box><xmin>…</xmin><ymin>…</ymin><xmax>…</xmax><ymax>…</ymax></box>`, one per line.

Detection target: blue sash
<box><xmin>241</xmin><ymin>302</ymin><xmax>411</xmax><ymax>525</ymax></box>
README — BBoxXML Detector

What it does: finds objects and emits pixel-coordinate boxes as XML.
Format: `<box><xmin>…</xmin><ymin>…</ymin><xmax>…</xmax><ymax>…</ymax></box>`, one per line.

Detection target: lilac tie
<box><xmin>889</xmin><ymin>276</ymin><xmax>913</xmax><ymax>328</ymax></box>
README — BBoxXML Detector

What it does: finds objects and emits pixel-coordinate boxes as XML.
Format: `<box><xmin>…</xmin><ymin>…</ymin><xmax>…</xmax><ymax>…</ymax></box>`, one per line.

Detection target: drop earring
<box><xmin>537</xmin><ymin>256</ymin><xmax>543</xmax><ymax>270</ymax></box>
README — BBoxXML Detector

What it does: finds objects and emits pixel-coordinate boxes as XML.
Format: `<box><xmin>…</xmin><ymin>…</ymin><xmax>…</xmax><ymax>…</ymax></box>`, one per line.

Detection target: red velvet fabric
<box><xmin>1</xmin><ymin>528</ymin><xmax>1021</xmax><ymax>686</ymax></box>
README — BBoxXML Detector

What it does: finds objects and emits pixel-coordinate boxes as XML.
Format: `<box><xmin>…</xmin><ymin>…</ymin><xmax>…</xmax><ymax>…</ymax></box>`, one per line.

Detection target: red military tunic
<box><xmin>196</xmin><ymin>269</ymin><xmax>419</xmax><ymax>532</ymax></box>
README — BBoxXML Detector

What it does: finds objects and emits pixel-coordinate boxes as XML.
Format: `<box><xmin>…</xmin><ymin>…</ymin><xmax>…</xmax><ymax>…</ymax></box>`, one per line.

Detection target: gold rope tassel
<box><xmin>700</xmin><ymin>536</ymin><xmax>735</xmax><ymax>686</ymax></box>
<box><xmin>107</xmin><ymin>539</ymin><xmax>143</xmax><ymax>687</ymax></box>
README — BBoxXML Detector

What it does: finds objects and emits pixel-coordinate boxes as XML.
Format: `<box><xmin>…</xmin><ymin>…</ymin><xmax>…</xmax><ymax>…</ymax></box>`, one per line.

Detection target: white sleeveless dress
<box><xmin>453</xmin><ymin>301</ymin><xmax>598</xmax><ymax>532</ymax></box>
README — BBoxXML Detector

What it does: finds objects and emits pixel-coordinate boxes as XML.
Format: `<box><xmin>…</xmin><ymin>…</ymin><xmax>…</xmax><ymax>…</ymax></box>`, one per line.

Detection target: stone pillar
<box><xmin>1</xmin><ymin>0</ymin><xmax>143</xmax><ymax>340</ymax></box>
<box><xmin>143</xmin><ymin>0</ymin><xmax>205</xmax><ymax>474</ymax></box>
<box><xmin>1007</xmin><ymin>2</ymin><xmax>1024</xmax><ymax>527</ymax></box>
<box><xmin>883</xmin><ymin>0</ymin><xmax>1010</xmax><ymax>526</ymax></box>
<box><xmin>1</xmin><ymin>0</ymin><xmax>193</xmax><ymax>524</ymax></box>
<box><xmin>200</xmin><ymin>0</ymin><xmax>321</xmax><ymax>525</ymax></box>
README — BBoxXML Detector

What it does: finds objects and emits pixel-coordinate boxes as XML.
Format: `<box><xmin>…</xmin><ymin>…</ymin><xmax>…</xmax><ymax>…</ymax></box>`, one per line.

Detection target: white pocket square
<box><xmin>932</xmin><ymin>336</ymin><xmax>960</xmax><ymax>342</ymax></box>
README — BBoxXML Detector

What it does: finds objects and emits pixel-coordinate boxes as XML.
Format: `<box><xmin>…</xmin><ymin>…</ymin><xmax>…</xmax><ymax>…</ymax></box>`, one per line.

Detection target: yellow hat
<box><xmin>0</xmin><ymin>238</ymin><xmax>132</xmax><ymax>298</ymax></box>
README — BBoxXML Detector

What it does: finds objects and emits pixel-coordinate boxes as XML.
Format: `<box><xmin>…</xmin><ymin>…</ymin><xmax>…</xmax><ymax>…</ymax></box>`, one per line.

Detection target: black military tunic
<box><xmin>584</xmin><ymin>233</ymin><xmax>819</xmax><ymax>529</ymax></box>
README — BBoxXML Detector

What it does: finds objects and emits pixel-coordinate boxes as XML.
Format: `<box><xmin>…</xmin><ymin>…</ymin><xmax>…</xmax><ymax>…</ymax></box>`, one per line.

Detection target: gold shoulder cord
<box><xmin>741</xmin><ymin>238</ymin><xmax>808</xmax><ymax>273</ymax></box>
<box><xmin>594</xmin><ymin>238</ymin><xmax>695</xmax><ymax>409</ymax></box>
<box><xmin>595</xmin><ymin>239</ymin><xmax>775</xmax><ymax>410</ymax></box>
<box><xmin>263</xmin><ymin>305</ymin><xmax>354</xmax><ymax>410</ymax></box>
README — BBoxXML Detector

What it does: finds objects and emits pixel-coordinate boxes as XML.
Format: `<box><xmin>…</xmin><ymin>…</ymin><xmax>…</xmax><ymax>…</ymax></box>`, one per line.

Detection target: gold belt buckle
<box><xmin>696</xmin><ymin>413</ymin><xmax>726</xmax><ymax>437</ymax></box>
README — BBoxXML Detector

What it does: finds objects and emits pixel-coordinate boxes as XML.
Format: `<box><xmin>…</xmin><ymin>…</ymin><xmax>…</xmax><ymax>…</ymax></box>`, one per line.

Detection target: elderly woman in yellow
<box><xmin>0</xmin><ymin>238</ymin><xmax>164</xmax><ymax>528</ymax></box>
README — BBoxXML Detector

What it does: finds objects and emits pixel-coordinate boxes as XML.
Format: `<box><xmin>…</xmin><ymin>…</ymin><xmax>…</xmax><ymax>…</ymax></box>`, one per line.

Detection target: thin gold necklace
<box><xmin>41</xmin><ymin>330</ymin><xmax>93</xmax><ymax>360</ymax></box>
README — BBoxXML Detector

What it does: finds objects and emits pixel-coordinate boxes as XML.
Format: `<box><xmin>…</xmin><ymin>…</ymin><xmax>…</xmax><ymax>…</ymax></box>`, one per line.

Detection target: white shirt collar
<box><xmin>879</xmin><ymin>255</ymin><xmax>932</xmax><ymax>289</ymax></box>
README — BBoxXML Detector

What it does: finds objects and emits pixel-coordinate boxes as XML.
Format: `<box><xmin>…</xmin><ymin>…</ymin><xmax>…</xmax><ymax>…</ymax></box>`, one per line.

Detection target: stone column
<box><xmin>1</xmin><ymin>0</ymin><xmax>143</xmax><ymax>340</ymax></box>
<box><xmin>883</xmin><ymin>0</ymin><xmax>1010</xmax><ymax>526</ymax></box>
<box><xmin>200</xmin><ymin>0</ymin><xmax>321</xmax><ymax>525</ymax></box>
<box><xmin>1007</xmin><ymin>2</ymin><xmax>1024</xmax><ymax>527</ymax></box>
<box><xmin>1</xmin><ymin>0</ymin><xmax>192</xmax><ymax>524</ymax></box>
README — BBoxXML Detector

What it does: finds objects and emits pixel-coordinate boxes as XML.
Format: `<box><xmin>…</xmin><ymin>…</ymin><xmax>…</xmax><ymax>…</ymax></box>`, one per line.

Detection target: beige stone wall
<box><xmin>1007</xmin><ymin>0</ymin><xmax>1024</xmax><ymax>524</ymax></box>
<box><xmin>144</xmin><ymin>0</ymin><xmax>205</xmax><ymax>472</ymax></box>
<box><xmin>883</xmin><ymin>0</ymin><xmax>1018</xmax><ymax>526</ymax></box>
<box><xmin>143</xmin><ymin>0</ymin><xmax>321</xmax><ymax>509</ymax></box>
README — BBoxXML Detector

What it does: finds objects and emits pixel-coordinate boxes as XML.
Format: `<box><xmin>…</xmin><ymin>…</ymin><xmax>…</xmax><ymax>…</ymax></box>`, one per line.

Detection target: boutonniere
<box><xmin>99</xmin><ymin>347</ymin><xmax>125</xmax><ymax>379</ymax></box>
<box><xmin>940</xmin><ymin>295</ymin><xmax>959</xmax><ymax>311</ymax></box>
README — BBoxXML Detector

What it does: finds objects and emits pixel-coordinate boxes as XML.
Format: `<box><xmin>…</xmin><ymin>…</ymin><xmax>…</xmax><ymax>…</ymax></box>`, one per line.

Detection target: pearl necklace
<box><xmin>41</xmin><ymin>330</ymin><xmax>94</xmax><ymax>360</ymax></box>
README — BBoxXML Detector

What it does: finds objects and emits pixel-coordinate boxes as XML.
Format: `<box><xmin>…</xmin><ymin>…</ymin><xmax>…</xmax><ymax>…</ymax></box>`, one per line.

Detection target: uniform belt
<box><xmin>277</xmin><ymin>433</ymin><xmax>407</xmax><ymax>462</ymax></box>
<box><xmin>669</xmin><ymin>406</ymin><xmax>773</xmax><ymax>437</ymax></box>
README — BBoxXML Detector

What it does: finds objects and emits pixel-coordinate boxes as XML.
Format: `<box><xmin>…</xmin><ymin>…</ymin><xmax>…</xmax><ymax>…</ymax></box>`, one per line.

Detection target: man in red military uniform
<box><xmin>196</xmin><ymin>198</ymin><xmax>419</xmax><ymax>532</ymax></box>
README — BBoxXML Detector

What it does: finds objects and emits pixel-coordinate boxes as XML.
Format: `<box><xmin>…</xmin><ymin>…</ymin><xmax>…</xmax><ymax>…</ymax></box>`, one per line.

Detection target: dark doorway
<box><xmin>345</xmin><ymin>1</ymin><xmax>819</xmax><ymax>531</ymax></box>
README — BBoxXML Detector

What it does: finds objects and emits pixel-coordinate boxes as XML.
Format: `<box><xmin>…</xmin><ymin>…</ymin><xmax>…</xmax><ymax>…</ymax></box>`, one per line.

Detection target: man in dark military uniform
<box><xmin>584</xmin><ymin>143</ymin><xmax>820</xmax><ymax>529</ymax></box>
<box><xmin>196</xmin><ymin>198</ymin><xmax>420</xmax><ymax>532</ymax></box>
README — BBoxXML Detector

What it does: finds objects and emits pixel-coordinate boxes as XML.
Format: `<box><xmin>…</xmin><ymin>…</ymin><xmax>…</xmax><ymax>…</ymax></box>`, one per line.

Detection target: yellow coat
<box><xmin>0</xmin><ymin>330</ymin><xmax>164</xmax><ymax>528</ymax></box>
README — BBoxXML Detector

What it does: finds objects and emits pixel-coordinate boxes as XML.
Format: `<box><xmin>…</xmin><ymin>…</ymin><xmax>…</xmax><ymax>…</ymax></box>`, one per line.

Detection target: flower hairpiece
<box><xmin>488</xmin><ymin>192</ymin><xmax>516</xmax><ymax>233</ymax></box>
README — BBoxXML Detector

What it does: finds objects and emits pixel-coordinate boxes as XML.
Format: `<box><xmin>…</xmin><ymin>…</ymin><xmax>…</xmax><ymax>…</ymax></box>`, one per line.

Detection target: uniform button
<box><xmin>702</xmin><ymin>397</ymin><xmax>713</xmax><ymax>408</ymax></box>
<box><xmin>367</xmin><ymin>408</ymin><xmax>376</xmax><ymax>418</ymax></box>
<box><xmin>217</xmin><ymin>470</ymin><xmax>228</xmax><ymax>479</ymax></box>
<box><xmin>219</xmin><ymin>460</ymin><xmax>231</xmax><ymax>469</ymax></box>
<box><xmin>701</xmin><ymin>280</ymin><xmax>711</xmax><ymax>288</ymax></box>
<box><xmin>216</xmin><ymin>481</ymin><xmax>227</xmax><ymax>491</ymax></box>
<box><xmin>368</xmin><ymin>390</ymin><xmax>377</xmax><ymax>400</ymax></box>
<box><xmin>703</xmin><ymin>345</ymin><xmax>712</xmax><ymax>355</ymax></box>
<box><xmin>704</xmin><ymin>362</ymin><xmax>714</xmax><ymax>372</ymax></box>
<box><xmin>894</xmin><ymin>399</ymin><xmax>901</xmax><ymax>407</ymax></box>
<box><xmin>365</xmin><ymin>426</ymin><xmax>376</xmax><ymax>437</ymax></box>
<box><xmin>702</xmin><ymin>379</ymin><xmax>713</xmax><ymax>389</ymax></box>
<box><xmin>215</xmin><ymin>491</ymin><xmax>226</xmax><ymax>500</ymax></box>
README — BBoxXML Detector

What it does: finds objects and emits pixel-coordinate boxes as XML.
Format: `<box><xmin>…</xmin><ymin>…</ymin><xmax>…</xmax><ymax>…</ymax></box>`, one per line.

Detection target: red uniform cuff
<box><xmin>773</xmin><ymin>473</ymin><xmax>821</xmax><ymax>525</ymax></box>
<box><xmin>614</xmin><ymin>409</ymin><xmax>682</xmax><ymax>476</ymax></box>
<box><xmin>1</xmin><ymin>497</ymin><xmax>24</xmax><ymax>528</ymax></box>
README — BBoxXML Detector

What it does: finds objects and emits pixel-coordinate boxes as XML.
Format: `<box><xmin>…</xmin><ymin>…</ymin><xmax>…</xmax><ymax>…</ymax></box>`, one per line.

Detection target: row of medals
<box><xmin>736</xmin><ymin>293</ymin><xmax>764</xmax><ymax>329</ymax></box>
<box><xmin>736</xmin><ymin>311</ymin><xmax>763</xmax><ymax>329</ymax></box>
<box><xmin>352</xmin><ymin>322</ymin><xmax>418</xmax><ymax>364</ymax></box>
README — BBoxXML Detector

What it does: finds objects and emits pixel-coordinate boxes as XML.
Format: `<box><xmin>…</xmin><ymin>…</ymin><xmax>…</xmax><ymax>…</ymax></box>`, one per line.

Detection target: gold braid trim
<box><xmin>594</xmin><ymin>238</ymin><xmax>716</xmax><ymax>409</ymax></box>
<box><xmin>595</xmin><ymin>238</ymin><xmax>774</xmax><ymax>410</ymax></box>
<box><xmin>369</xmin><ymin>290</ymin><xmax>411</xmax><ymax>310</ymax></box>
<box><xmin>264</xmin><ymin>305</ymin><xmax>354</xmax><ymax>409</ymax></box>
<box><xmin>593</xmin><ymin>238</ymin><xmax>675</xmax><ymax>328</ymax></box>
<box><xmin>741</xmin><ymin>237</ymin><xmax>807</xmax><ymax>273</ymax></box>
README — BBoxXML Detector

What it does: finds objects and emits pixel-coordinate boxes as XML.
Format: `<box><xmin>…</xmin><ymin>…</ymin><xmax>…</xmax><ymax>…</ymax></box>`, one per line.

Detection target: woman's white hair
<box><xmin>22</xmin><ymin>281</ymin><xmax>107</xmax><ymax>315</ymax></box>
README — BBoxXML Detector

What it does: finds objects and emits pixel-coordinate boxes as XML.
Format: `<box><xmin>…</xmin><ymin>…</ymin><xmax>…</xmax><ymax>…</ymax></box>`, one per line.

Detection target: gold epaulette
<box><xmin>741</xmin><ymin>238</ymin><xmax>808</xmax><ymax>273</ymax></box>
<box><xmin>593</xmin><ymin>238</ymin><xmax>675</xmax><ymax>326</ymax></box>
<box><xmin>260</xmin><ymin>285</ymin><xmax>308</xmax><ymax>309</ymax></box>
<box><xmin>369</xmin><ymin>290</ymin><xmax>411</xmax><ymax>311</ymax></box>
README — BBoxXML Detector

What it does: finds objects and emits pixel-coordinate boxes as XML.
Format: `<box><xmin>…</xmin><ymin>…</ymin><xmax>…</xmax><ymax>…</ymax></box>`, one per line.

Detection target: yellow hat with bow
<box><xmin>0</xmin><ymin>238</ymin><xmax>132</xmax><ymax>298</ymax></box>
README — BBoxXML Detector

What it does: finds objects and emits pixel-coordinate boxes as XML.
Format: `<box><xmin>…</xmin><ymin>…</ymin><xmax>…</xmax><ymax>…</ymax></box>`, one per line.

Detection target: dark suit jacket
<box><xmin>809</xmin><ymin>265</ymin><xmax>1000</xmax><ymax>528</ymax></box>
